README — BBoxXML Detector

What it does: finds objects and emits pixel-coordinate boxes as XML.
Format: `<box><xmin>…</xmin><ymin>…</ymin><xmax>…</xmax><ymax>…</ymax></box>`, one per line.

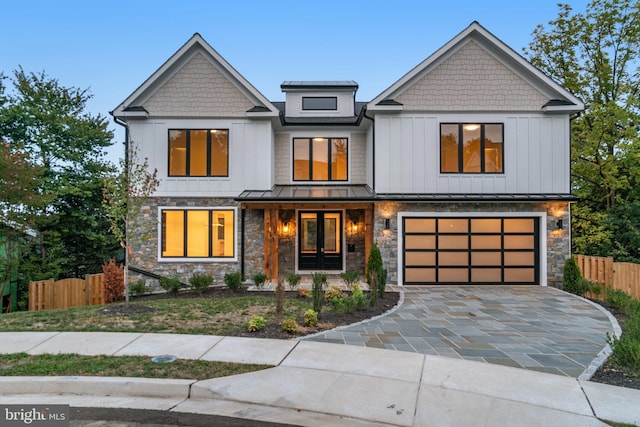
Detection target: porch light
<box><xmin>384</xmin><ymin>218</ymin><xmax>391</xmax><ymax>230</ymax></box>
<box><xmin>556</xmin><ymin>218</ymin><xmax>563</xmax><ymax>230</ymax></box>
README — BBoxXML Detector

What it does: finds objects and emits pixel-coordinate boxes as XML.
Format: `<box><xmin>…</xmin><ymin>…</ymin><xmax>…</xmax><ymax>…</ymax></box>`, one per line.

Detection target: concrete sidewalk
<box><xmin>0</xmin><ymin>332</ymin><xmax>639</xmax><ymax>426</ymax></box>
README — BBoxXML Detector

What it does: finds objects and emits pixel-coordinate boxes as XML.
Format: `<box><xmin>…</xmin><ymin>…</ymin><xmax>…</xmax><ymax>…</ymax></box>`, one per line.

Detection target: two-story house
<box><xmin>112</xmin><ymin>22</ymin><xmax>583</xmax><ymax>288</ymax></box>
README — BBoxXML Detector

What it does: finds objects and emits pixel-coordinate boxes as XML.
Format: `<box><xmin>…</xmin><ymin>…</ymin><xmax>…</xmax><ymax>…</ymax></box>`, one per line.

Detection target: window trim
<box><xmin>439</xmin><ymin>123</ymin><xmax>504</xmax><ymax>174</ymax></box>
<box><xmin>302</xmin><ymin>97</ymin><xmax>338</xmax><ymax>111</ymax></box>
<box><xmin>167</xmin><ymin>129</ymin><xmax>229</xmax><ymax>177</ymax></box>
<box><xmin>292</xmin><ymin>137</ymin><xmax>349</xmax><ymax>182</ymax></box>
<box><xmin>158</xmin><ymin>206</ymin><xmax>238</xmax><ymax>262</ymax></box>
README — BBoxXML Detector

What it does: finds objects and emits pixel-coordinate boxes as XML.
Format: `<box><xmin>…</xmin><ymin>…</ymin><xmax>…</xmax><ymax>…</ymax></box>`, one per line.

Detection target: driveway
<box><xmin>303</xmin><ymin>286</ymin><xmax>617</xmax><ymax>377</ymax></box>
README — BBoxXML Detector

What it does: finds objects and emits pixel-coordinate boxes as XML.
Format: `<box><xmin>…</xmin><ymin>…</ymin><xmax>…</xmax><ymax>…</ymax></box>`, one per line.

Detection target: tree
<box><xmin>102</xmin><ymin>145</ymin><xmax>159</xmax><ymax>306</ymax></box>
<box><xmin>525</xmin><ymin>0</ymin><xmax>640</xmax><ymax>261</ymax></box>
<box><xmin>0</xmin><ymin>69</ymin><xmax>119</xmax><ymax>281</ymax></box>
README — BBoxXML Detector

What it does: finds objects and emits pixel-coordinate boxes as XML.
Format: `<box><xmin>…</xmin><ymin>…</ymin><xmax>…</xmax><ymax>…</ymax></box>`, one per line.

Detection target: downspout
<box><xmin>112</xmin><ymin>114</ymin><xmax>131</xmax><ymax>305</ymax></box>
<box><xmin>363</xmin><ymin>107</ymin><xmax>375</xmax><ymax>191</ymax></box>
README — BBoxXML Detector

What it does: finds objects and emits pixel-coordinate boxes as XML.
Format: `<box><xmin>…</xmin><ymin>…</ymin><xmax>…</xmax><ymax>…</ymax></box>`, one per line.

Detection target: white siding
<box><xmin>374</xmin><ymin>113</ymin><xmax>570</xmax><ymax>194</ymax></box>
<box><xmin>128</xmin><ymin>118</ymin><xmax>273</xmax><ymax>198</ymax></box>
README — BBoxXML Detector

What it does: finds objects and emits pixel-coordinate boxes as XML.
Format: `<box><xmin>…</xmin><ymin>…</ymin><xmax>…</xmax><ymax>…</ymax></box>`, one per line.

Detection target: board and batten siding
<box><xmin>374</xmin><ymin>114</ymin><xmax>570</xmax><ymax>194</ymax></box>
<box><xmin>129</xmin><ymin>119</ymin><xmax>274</xmax><ymax>198</ymax></box>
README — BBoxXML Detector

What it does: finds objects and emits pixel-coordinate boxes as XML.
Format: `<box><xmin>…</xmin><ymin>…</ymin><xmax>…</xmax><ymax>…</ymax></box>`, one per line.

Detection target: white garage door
<box><xmin>402</xmin><ymin>217</ymin><xmax>539</xmax><ymax>285</ymax></box>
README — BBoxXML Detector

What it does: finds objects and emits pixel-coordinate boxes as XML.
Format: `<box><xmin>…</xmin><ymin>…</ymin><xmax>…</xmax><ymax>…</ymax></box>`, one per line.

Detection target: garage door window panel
<box><xmin>406</xmin><ymin>251</ymin><xmax>436</xmax><ymax>265</ymax></box>
<box><xmin>405</xmin><ymin>268</ymin><xmax>436</xmax><ymax>283</ymax></box>
<box><xmin>405</xmin><ymin>235</ymin><xmax>436</xmax><ymax>249</ymax></box>
<box><xmin>472</xmin><ymin>268</ymin><xmax>502</xmax><ymax>282</ymax></box>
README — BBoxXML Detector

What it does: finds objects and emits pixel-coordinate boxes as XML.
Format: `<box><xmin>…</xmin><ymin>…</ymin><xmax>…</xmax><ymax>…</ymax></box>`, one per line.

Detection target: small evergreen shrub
<box><xmin>247</xmin><ymin>315</ymin><xmax>266</xmax><ymax>332</ymax></box>
<box><xmin>159</xmin><ymin>273</ymin><xmax>182</xmax><ymax>295</ymax></box>
<box><xmin>339</xmin><ymin>270</ymin><xmax>359</xmax><ymax>291</ymax></box>
<box><xmin>224</xmin><ymin>272</ymin><xmax>243</xmax><ymax>292</ymax></box>
<box><xmin>286</xmin><ymin>272</ymin><xmax>302</xmax><ymax>290</ymax></box>
<box><xmin>366</xmin><ymin>243</ymin><xmax>383</xmax><ymax>286</ymax></box>
<box><xmin>377</xmin><ymin>267</ymin><xmax>387</xmax><ymax>299</ymax></box>
<box><xmin>128</xmin><ymin>279</ymin><xmax>149</xmax><ymax>297</ymax></box>
<box><xmin>303</xmin><ymin>309</ymin><xmax>318</xmax><ymax>327</ymax></box>
<box><xmin>352</xmin><ymin>284</ymin><xmax>368</xmax><ymax>309</ymax></box>
<box><xmin>324</xmin><ymin>285</ymin><xmax>345</xmax><ymax>302</ymax></box>
<box><xmin>189</xmin><ymin>273</ymin><xmax>213</xmax><ymax>294</ymax></box>
<box><xmin>563</xmin><ymin>257</ymin><xmax>589</xmax><ymax>296</ymax></box>
<box><xmin>252</xmin><ymin>272</ymin><xmax>268</xmax><ymax>289</ymax></box>
<box><xmin>102</xmin><ymin>258</ymin><xmax>124</xmax><ymax>304</ymax></box>
<box><xmin>608</xmin><ymin>309</ymin><xmax>640</xmax><ymax>374</ymax></box>
<box><xmin>281</xmin><ymin>318</ymin><xmax>298</xmax><ymax>334</ymax></box>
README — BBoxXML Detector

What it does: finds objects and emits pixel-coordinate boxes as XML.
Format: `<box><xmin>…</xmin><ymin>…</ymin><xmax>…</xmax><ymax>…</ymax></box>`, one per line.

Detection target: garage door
<box><xmin>402</xmin><ymin>217</ymin><xmax>539</xmax><ymax>285</ymax></box>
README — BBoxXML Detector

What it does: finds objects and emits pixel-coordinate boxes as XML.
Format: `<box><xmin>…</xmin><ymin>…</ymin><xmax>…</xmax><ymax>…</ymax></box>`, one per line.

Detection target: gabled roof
<box><xmin>111</xmin><ymin>33</ymin><xmax>279</xmax><ymax>118</ymax></box>
<box><xmin>368</xmin><ymin>21</ymin><xmax>584</xmax><ymax>113</ymax></box>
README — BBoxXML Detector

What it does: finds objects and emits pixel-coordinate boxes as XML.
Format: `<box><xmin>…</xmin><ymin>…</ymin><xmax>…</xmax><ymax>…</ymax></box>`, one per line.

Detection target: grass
<box><xmin>0</xmin><ymin>353</ymin><xmax>270</xmax><ymax>380</ymax></box>
<box><xmin>0</xmin><ymin>295</ymin><xmax>311</xmax><ymax>335</ymax></box>
<box><xmin>605</xmin><ymin>289</ymin><xmax>640</xmax><ymax>377</ymax></box>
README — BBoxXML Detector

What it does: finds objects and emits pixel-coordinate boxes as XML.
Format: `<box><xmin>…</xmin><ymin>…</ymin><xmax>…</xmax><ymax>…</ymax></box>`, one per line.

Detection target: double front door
<box><xmin>298</xmin><ymin>211</ymin><xmax>343</xmax><ymax>270</ymax></box>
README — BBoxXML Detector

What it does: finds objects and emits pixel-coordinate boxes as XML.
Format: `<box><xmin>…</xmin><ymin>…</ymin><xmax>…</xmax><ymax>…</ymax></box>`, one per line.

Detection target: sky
<box><xmin>0</xmin><ymin>0</ymin><xmax>590</xmax><ymax>163</ymax></box>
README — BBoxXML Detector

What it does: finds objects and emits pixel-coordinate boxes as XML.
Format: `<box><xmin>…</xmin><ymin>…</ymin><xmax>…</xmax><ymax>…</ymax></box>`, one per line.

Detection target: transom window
<box><xmin>293</xmin><ymin>137</ymin><xmax>348</xmax><ymax>181</ymax></box>
<box><xmin>440</xmin><ymin>123</ymin><xmax>504</xmax><ymax>173</ymax></box>
<box><xmin>161</xmin><ymin>209</ymin><xmax>235</xmax><ymax>258</ymax></box>
<box><xmin>302</xmin><ymin>97</ymin><xmax>337</xmax><ymax>110</ymax></box>
<box><xmin>168</xmin><ymin>129</ymin><xmax>229</xmax><ymax>177</ymax></box>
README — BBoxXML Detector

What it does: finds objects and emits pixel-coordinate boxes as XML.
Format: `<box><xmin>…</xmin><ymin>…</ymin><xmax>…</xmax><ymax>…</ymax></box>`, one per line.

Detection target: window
<box><xmin>302</xmin><ymin>97</ymin><xmax>337</xmax><ymax>110</ymax></box>
<box><xmin>293</xmin><ymin>137</ymin><xmax>348</xmax><ymax>181</ymax></box>
<box><xmin>161</xmin><ymin>209</ymin><xmax>235</xmax><ymax>258</ymax></box>
<box><xmin>440</xmin><ymin>124</ymin><xmax>503</xmax><ymax>173</ymax></box>
<box><xmin>168</xmin><ymin>129</ymin><xmax>228</xmax><ymax>177</ymax></box>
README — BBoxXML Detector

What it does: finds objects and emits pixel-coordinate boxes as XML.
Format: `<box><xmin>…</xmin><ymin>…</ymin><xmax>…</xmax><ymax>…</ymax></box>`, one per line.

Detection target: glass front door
<box><xmin>298</xmin><ymin>211</ymin><xmax>343</xmax><ymax>270</ymax></box>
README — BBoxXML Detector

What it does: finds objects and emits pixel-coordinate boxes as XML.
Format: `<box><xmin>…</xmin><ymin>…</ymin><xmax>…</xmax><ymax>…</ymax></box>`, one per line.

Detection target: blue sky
<box><xmin>0</xmin><ymin>0</ymin><xmax>589</xmax><ymax>162</ymax></box>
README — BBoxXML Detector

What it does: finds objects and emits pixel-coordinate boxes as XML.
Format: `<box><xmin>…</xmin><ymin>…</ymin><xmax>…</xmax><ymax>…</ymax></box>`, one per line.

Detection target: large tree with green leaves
<box><xmin>525</xmin><ymin>0</ymin><xmax>640</xmax><ymax>261</ymax></box>
<box><xmin>0</xmin><ymin>69</ymin><xmax>120</xmax><ymax>282</ymax></box>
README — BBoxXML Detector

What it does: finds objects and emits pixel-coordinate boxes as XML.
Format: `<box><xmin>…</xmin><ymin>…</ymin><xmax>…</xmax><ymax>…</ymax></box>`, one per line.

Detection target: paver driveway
<box><xmin>304</xmin><ymin>286</ymin><xmax>616</xmax><ymax>377</ymax></box>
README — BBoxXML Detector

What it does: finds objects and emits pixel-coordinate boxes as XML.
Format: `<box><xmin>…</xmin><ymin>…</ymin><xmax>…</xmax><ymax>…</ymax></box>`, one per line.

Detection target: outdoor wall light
<box><xmin>556</xmin><ymin>218</ymin><xmax>563</xmax><ymax>230</ymax></box>
<box><xmin>384</xmin><ymin>218</ymin><xmax>391</xmax><ymax>230</ymax></box>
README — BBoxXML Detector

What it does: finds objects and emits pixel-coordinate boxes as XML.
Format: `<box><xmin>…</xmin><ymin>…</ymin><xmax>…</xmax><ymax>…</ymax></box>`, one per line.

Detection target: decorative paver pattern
<box><xmin>304</xmin><ymin>286</ymin><xmax>614</xmax><ymax>377</ymax></box>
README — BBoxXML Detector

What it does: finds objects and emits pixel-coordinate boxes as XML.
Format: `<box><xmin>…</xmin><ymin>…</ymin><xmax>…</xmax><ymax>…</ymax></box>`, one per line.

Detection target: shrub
<box><xmin>252</xmin><ymin>272</ymin><xmax>268</xmax><ymax>289</ymax></box>
<box><xmin>247</xmin><ymin>315</ymin><xmax>266</xmax><ymax>332</ymax></box>
<box><xmin>608</xmin><ymin>309</ymin><xmax>640</xmax><ymax>373</ymax></box>
<box><xmin>377</xmin><ymin>267</ymin><xmax>387</xmax><ymax>299</ymax></box>
<box><xmin>563</xmin><ymin>258</ymin><xmax>589</xmax><ymax>296</ymax></box>
<box><xmin>339</xmin><ymin>270</ymin><xmax>359</xmax><ymax>291</ymax></box>
<box><xmin>606</xmin><ymin>289</ymin><xmax>639</xmax><ymax>314</ymax></box>
<box><xmin>275</xmin><ymin>280</ymin><xmax>285</xmax><ymax>315</ymax></box>
<box><xmin>102</xmin><ymin>258</ymin><xmax>124</xmax><ymax>304</ymax></box>
<box><xmin>311</xmin><ymin>272</ymin><xmax>327</xmax><ymax>313</ymax></box>
<box><xmin>366</xmin><ymin>242</ymin><xmax>383</xmax><ymax>286</ymax></box>
<box><xmin>128</xmin><ymin>279</ymin><xmax>149</xmax><ymax>297</ymax></box>
<box><xmin>297</xmin><ymin>288</ymin><xmax>309</xmax><ymax>298</ymax></box>
<box><xmin>330</xmin><ymin>297</ymin><xmax>345</xmax><ymax>315</ymax></box>
<box><xmin>324</xmin><ymin>285</ymin><xmax>345</xmax><ymax>302</ymax></box>
<box><xmin>224</xmin><ymin>272</ymin><xmax>243</xmax><ymax>292</ymax></box>
<box><xmin>159</xmin><ymin>274</ymin><xmax>182</xmax><ymax>295</ymax></box>
<box><xmin>189</xmin><ymin>273</ymin><xmax>213</xmax><ymax>294</ymax></box>
<box><xmin>281</xmin><ymin>318</ymin><xmax>298</xmax><ymax>334</ymax></box>
<box><xmin>352</xmin><ymin>284</ymin><xmax>368</xmax><ymax>309</ymax></box>
<box><xmin>286</xmin><ymin>272</ymin><xmax>302</xmax><ymax>290</ymax></box>
<box><xmin>303</xmin><ymin>309</ymin><xmax>318</xmax><ymax>327</ymax></box>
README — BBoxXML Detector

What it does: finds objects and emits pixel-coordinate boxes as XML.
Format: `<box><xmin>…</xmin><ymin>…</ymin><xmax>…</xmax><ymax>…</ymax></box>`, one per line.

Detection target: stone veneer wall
<box><xmin>373</xmin><ymin>202</ymin><xmax>570</xmax><ymax>286</ymax></box>
<box><xmin>243</xmin><ymin>208</ymin><xmax>265</xmax><ymax>280</ymax></box>
<box><xmin>129</xmin><ymin>197</ymin><xmax>241</xmax><ymax>287</ymax></box>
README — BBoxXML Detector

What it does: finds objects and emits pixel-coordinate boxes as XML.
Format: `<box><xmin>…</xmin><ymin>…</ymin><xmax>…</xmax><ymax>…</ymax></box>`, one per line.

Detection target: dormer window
<box><xmin>302</xmin><ymin>97</ymin><xmax>337</xmax><ymax>111</ymax></box>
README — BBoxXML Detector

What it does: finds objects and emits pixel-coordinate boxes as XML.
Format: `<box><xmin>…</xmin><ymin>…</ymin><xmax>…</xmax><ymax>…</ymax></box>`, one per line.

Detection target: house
<box><xmin>111</xmin><ymin>22</ymin><xmax>583</xmax><ymax>288</ymax></box>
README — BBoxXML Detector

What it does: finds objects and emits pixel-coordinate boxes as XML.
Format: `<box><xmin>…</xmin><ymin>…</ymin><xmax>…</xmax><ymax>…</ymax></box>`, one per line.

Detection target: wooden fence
<box><xmin>574</xmin><ymin>254</ymin><xmax>640</xmax><ymax>300</ymax></box>
<box><xmin>28</xmin><ymin>273</ymin><xmax>105</xmax><ymax>311</ymax></box>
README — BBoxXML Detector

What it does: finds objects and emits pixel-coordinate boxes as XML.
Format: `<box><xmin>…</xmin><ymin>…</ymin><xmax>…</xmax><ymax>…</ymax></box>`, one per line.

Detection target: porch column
<box><xmin>263</xmin><ymin>209</ymin><xmax>279</xmax><ymax>282</ymax></box>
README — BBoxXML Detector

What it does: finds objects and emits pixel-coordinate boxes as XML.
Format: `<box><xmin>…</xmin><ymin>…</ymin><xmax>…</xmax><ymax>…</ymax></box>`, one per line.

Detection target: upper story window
<box><xmin>302</xmin><ymin>97</ymin><xmax>337</xmax><ymax>110</ymax></box>
<box><xmin>161</xmin><ymin>208</ymin><xmax>235</xmax><ymax>258</ymax></box>
<box><xmin>293</xmin><ymin>137</ymin><xmax>348</xmax><ymax>181</ymax></box>
<box><xmin>168</xmin><ymin>129</ymin><xmax>229</xmax><ymax>177</ymax></box>
<box><xmin>440</xmin><ymin>123</ymin><xmax>504</xmax><ymax>174</ymax></box>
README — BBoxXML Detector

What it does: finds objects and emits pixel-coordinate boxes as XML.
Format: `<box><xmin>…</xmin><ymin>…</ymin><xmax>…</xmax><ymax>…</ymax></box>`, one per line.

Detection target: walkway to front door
<box><xmin>303</xmin><ymin>286</ymin><xmax>616</xmax><ymax>378</ymax></box>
